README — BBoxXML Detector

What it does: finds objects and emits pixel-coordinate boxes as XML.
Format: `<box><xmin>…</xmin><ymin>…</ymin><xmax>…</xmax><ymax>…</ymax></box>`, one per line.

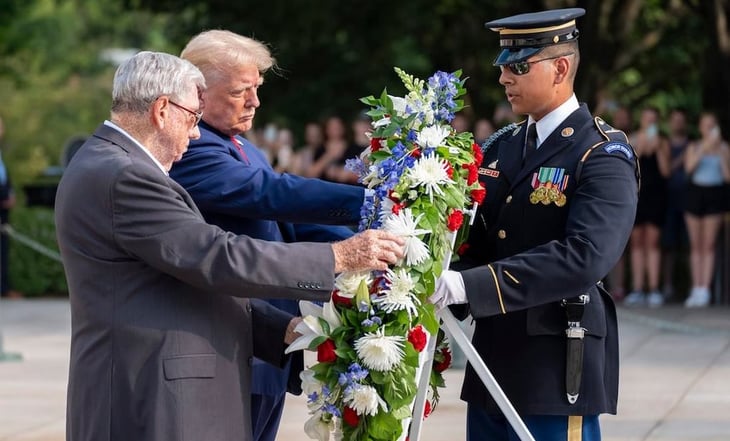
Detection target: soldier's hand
<box><xmin>332</xmin><ymin>230</ymin><xmax>405</xmax><ymax>273</ymax></box>
<box><xmin>429</xmin><ymin>270</ymin><xmax>467</xmax><ymax>310</ymax></box>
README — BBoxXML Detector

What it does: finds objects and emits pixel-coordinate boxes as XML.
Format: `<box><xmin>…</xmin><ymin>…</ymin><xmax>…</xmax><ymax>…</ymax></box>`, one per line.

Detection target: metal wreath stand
<box><xmin>407</xmin><ymin>207</ymin><xmax>535</xmax><ymax>441</ymax></box>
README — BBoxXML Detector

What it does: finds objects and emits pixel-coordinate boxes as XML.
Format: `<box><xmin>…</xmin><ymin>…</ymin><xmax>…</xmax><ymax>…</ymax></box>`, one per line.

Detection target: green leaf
<box><xmin>420</xmin><ymin>306</ymin><xmax>440</xmax><ymax>335</ymax></box>
<box><xmin>368</xmin><ymin>411</ymin><xmax>401</xmax><ymax>440</ymax></box>
<box><xmin>391</xmin><ymin>404</ymin><xmax>413</xmax><ymax>420</ymax></box>
<box><xmin>309</xmin><ymin>335</ymin><xmax>327</xmax><ymax>350</ymax></box>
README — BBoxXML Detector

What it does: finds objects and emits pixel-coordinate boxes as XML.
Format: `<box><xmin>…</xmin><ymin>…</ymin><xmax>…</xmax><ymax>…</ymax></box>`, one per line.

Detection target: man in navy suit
<box><xmin>170</xmin><ymin>30</ymin><xmax>365</xmax><ymax>441</ymax></box>
<box><xmin>430</xmin><ymin>8</ymin><xmax>639</xmax><ymax>441</ymax></box>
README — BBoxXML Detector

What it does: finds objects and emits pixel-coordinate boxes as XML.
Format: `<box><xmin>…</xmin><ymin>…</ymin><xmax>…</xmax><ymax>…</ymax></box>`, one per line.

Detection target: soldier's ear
<box><xmin>553</xmin><ymin>58</ymin><xmax>570</xmax><ymax>85</ymax></box>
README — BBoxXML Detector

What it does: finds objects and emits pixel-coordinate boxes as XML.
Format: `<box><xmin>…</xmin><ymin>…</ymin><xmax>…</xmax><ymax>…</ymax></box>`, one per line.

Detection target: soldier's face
<box><xmin>499</xmin><ymin>54</ymin><xmax>562</xmax><ymax>121</ymax></box>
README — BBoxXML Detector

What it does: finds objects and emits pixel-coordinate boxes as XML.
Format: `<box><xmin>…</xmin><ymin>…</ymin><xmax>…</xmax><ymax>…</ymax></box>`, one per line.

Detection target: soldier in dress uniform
<box><xmin>430</xmin><ymin>8</ymin><xmax>639</xmax><ymax>441</ymax></box>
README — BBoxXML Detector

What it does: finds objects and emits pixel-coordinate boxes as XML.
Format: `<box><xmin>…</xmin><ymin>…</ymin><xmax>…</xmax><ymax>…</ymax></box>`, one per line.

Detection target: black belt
<box><xmin>562</xmin><ymin>294</ymin><xmax>589</xmax><ymax>404</ymax></box>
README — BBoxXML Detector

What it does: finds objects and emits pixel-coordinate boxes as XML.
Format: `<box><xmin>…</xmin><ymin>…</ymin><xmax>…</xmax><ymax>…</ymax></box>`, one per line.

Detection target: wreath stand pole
<box><xmin>408</xmin><ymin>212</ymin><xmax>535</xmax><ymax>441</ymax></box>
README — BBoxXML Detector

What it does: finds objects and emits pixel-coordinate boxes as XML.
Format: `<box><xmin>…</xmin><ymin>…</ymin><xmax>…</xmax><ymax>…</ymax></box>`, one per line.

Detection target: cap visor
<box><xmin>493</xmin><ymin>47</ymin><xmax>543</xmax><ymax>66</ymax></box>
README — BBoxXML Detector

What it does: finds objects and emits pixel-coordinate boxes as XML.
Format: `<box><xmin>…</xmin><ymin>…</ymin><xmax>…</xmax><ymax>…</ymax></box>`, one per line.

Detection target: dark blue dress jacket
<box><xmin>456</xmin><ymin>105</ymin><xmax>639</xmax><ymax>416</ymax></box>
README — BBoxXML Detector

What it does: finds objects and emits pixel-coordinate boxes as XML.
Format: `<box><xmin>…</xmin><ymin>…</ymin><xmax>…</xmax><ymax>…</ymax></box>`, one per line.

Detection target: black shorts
<box><xmin>684</xmin><ymin>183</ymin><xmax>727</xmax><ymax>216</ymax></box>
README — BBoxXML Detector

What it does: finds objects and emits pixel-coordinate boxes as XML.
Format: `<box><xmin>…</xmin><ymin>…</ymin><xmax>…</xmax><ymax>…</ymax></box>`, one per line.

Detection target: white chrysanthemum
<box><xmin>381</xmin><ymin>208</ymin><xmax>431</xmax><ymax>266</ymax></box>
<box><xmin>354</xmin><ymin>327</ymin><xmax>405</xmax><ymax>371</ymax></box>
<box><xmin>335</xmin><ymin>271</ymin><xmax>373</xmax><ymax>297</ymax></box>
<box><xmin>344</xmin><ymin>384</ymin><xmax>388</xmax><ymax>416</ymax></box>
<box><xmin>285</xmin><ymin>301</ymin><xmax>341</xmax><ymax>353</ymax></box>
<box><xmin>378</xmin><ymin>198</ymin><xmax>395</xmax><ymax>220</ymax></box>
<box><xmin>374</xmin><ymin>268</ymin><xmax>420</xmax><ymax>318</ymax></box>
<box><xmin>416</xmin><ymin>124</ymin><xmax>451</xmax><ymax>149</ymax></box>
<box><xmin>407</xmin><ymin>154</ymin><xmax>452</xmax><ymax>202</ymax></box>
<box><xmin>304</xmin><ymin>411</ymin><xmax>331</xmax><ymax>441</ymax></box>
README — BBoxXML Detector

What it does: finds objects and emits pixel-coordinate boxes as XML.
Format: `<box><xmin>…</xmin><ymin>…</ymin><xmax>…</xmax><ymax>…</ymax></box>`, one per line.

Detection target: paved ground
<box><xmin>0</xmin><ymin>299</ymin><xmax>728</xmax><ymax>441</ymax></box>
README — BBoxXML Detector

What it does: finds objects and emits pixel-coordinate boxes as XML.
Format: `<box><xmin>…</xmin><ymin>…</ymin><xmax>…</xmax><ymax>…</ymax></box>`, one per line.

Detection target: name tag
<box><xmin>479</xmin><ymin>167</ymin><xmax>500</xmax><ymax>178</ymax></box>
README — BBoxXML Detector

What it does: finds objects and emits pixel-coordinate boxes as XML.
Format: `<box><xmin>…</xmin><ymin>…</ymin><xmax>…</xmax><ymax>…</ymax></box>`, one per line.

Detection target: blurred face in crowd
<box><xmin>699</xmin><ymin>113</ymin><xmax>719</xmax><ymax>139</ymax></box>
<box><xmin>202</xmin><ymin>63</ymin><xmax>262</xmax><ymax>137</ymax></box>
<box><xmin>325</xmin><ymin>116</ymin><xmax>346</xmax><ymax>140</ymax></box>
<box><xmin>498</xmin><ymin>48</ymin><xmax>574</xmax><ymax>121</ymax></box>
<box><xmin>639</xmin><ymin>108</ymin><xmax>658</xmax><ymax>130</ymax></box>
<box><xmin>304</xmin><ymin>122</ymin><xmax>323</xmax><ymax>146</ymax></box>
<box><xmin>611</xmin><ymin>107</ymin><xmax>631</xmax><ymax>132</ymax></box>
<box><xmin>668</xmin><ymin>110</ymin><xmax>687</xmax><ymax>136</ymax></box>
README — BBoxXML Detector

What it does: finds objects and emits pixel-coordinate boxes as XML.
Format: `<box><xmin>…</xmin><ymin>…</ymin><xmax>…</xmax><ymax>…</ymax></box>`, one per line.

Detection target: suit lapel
<box><xmin>497</xmin><ymin>123</ymin><xmax>526</xmax><ymax>187</ymax></box>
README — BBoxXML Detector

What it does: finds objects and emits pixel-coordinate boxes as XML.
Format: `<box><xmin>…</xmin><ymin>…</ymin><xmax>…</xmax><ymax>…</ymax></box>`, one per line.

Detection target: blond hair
<box><xmin>181</xmin><ymin>30</ymin><xmax>275</xmax><ymax>81</ymax></box>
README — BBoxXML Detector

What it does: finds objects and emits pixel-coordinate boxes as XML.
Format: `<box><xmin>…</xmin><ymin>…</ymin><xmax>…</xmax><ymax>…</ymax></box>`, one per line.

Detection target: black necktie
<box><xmin>523</xmin><ymin>122</ymin><xmax>537</xmax><ymax>164</ymax></box>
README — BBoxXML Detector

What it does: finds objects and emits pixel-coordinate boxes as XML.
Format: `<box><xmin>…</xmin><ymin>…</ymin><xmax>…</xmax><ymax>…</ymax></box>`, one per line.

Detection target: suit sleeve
<box><xmin>461</xmin><ymin>147</ymin><xmax>638</xmax><ymax>318</ymax></box>
<box><xmin>111</xmin><ymin>162</ymin><xmax>335</xmax><ymax>301</ymax></box>
<box><xmin>171</xmin><ymin>142</ymin><xmax>364</xmax><ymax>225</ymax></box>
<box><xmin>292</xmin><ymin>223</ymin><xmax>355</xmax><ymax>242</ymax></box>
<box><xmin>250</xmin><ymin>298</ymin><xmax>295</xmax><ymax>367</ymax></box>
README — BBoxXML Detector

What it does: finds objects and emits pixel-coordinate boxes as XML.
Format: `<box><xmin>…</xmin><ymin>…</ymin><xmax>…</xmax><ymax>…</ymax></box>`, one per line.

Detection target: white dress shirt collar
<box><xmin>527</xmin><ymin>94</ymin><xmax>579</xmax><ymax>148</ymax></box>
<box><xmin>104</xmin><ymin>120</ymin><xmax>168</xmax><ymax>175</ymax></box>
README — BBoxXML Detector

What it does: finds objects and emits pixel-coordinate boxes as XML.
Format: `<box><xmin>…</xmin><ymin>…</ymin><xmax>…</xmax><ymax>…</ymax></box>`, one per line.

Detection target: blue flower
<box><xmin>307</xmin><ymin>391</ymin><xmax>319</xmax><ymax>403</ymax></box>
<box><xmin>345</xmin><ymin>157</ymin><xmax>368</xmax><ymax>180</ymax></box>
<box><xmin>323</xmin><ymin>403</ymin><xmax>341</xmax><ymax>417</ymax></box>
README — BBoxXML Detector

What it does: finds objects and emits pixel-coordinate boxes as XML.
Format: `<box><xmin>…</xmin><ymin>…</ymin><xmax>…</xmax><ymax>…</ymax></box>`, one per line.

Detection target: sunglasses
<box><xmin>169</xmin><ymin>100</ymin><xmax>203</xmax><ymax>126</ymax></box>
<box><xmin>499</xmin><ymin>52</ymin><xmax>575</xmax><ymax>76</ymax></box>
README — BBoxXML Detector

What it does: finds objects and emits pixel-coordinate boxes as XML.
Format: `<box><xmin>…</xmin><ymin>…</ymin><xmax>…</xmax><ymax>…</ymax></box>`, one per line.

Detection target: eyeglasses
<box><xmin>500</xmin><ymin>53</ymin><xmax>575</xmax><ymax>76</ymax></box>
<box><xmin>169</xmin><ymin>100</ymin><xmax>203</xmax><ymax>126</ymax></box>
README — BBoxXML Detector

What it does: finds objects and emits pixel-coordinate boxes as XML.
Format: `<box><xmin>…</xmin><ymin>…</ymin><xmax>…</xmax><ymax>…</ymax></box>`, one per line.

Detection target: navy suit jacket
<box><xmin>170</xmin><ymin>121</ymin><xmax>363</xmax><ymax>395</ymax></box>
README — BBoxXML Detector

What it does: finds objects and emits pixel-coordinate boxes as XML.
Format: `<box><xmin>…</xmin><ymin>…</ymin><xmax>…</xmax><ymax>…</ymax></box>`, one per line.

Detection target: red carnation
<box><xmin>434</xmin><ymin>347</ymin><xmax>452</xmax><ymax>373</ymax></box>
<box><xmin>411</xmin><ymin>148</ymin><xmax>422</xmax><ymax>158</ymax></box>
<box><xmin>445</xmin><ymin>163</ymin><xmax>454</xmax><ymax>179</ymax></box>
<box><xmin>332</xmin><ymin>290</ymin><xmax>353</xmax><ymax>308</ymax></box>
<box><xmin>408</xmin><ymin>325</ymin><xmax>427</xmax><ymax>352</ymax></box>
<box><xmin>392</xmin><ymin>202</ymin><xmax>406</xmax><ymax>215</ymax></box>
<box><xmin>424</xmin><ymin>400</ymin><xmax>432</xmax><ymax>419</ymax></box>
<box><xmin>471</xmin><ymin>183</ymin><xmax>486</xmax><ymax>205</ymax></box>
<box><xmin>317</xmin><ymin>339</ymin><xmax>337</xmax><ymax>363</ymax></box>
<box><xmin>472</xmin><ymin>142</ymin><xmax>483</xmax><ymax>165</ymax></box>
<box><xmin>462</xmin><ymin>163</ymin><xmax>478</xmax><ymax>185</ymax></box>
<box><xmin>370</xmin><ymin>137</ymin><xmax>382</xmax><ymax>152</ymax></box>
<box><xmin>343</xmin><ymin>406</ymin><xmax>360</xmax><ymax>427</ymax></box>
<box><xmin>457</xmin><ymin>243</ymin><xmax>470</xmax><ymax>255</ymax></box>
<box><xmin>447</xmin><ymin>210</ymin><xmax>464</xmax><ymax>231</ymax></box>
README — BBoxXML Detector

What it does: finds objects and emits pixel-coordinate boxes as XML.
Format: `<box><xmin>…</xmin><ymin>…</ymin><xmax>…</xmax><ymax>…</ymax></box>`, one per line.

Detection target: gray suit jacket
<box><xmin>55</xmin><ymin>124</ymin><xmax>335</xmax><ymax>441</ymax></box>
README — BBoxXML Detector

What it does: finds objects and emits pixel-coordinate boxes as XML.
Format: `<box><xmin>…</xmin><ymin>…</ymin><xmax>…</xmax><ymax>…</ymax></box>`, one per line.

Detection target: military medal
<box><xmin>529</xmin><ymin>167</ymin><xmax>570</xmax><ymax>206</ymax></box>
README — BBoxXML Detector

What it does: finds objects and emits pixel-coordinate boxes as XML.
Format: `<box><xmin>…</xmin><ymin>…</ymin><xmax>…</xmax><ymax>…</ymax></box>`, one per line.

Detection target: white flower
<box><xmin>344</xmin><ymin>384</ymin><xmax>388</xmax><ymax>416</ymax></box>
<box><xmin>300</xmin><ymin>369</ymin><xmax>322</xmax><ymax>397</ymax></box>
<box><xmin>407</xmin><ymin>154</ymin><xmax>452</xmax><ymax>202</ymax></box>
<box><xmin>304</xmin><ymin>411</ymin><xmax>331</xmax><ymax>441</ymax></box>
<box><xmin>285</xmin><ymin>301</ymin><xmax>341</xmax><ymax>353</ymax></box>
<box><xmin>378</xmin><ymin>198</ymin><xmax>395</xmax><ymax>221</ymax></box>
<box><xmin>390</xmin><ymin>95</ymin><xmax>408</xmax><ymax>117</ymax></box>
<box><xmin>334</xmin><ymin>271</ymin><xmax>373</xmax><ymax>297</ymax></box>
<box><xmin>374</xmin><ymin>268</ymin><xmax>420</xmax><ymax>318</ymax></box>
<box><xmin>381</xmin><ymin>208</ymin><xmax>430</xmax><ymax>266</ymax></box>
<box><xmin>354</xmin><ymin>327</ymin><xmax>405</xmax><ymax>371</ymax></box>
<box><xmin>373</xmin><ymin>116</ymin><xmax>391</xmax><ymax>128</ymax></box>
<box><xmin>361</xmin><ymin>164</ymin><xmax>380</xmax><ymax>188</ymax></box>
<box><xmin>416</xmin><ymin>124</ymin><xmax>451</xmax><ymax>149</ymax></box>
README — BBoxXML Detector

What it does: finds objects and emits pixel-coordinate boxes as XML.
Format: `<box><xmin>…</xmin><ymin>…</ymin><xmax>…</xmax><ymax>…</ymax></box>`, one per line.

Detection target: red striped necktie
<box><xmin>230</xmin><ymin>136</ymin><xmax>250</xmax><ymax>164</ymax></box>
